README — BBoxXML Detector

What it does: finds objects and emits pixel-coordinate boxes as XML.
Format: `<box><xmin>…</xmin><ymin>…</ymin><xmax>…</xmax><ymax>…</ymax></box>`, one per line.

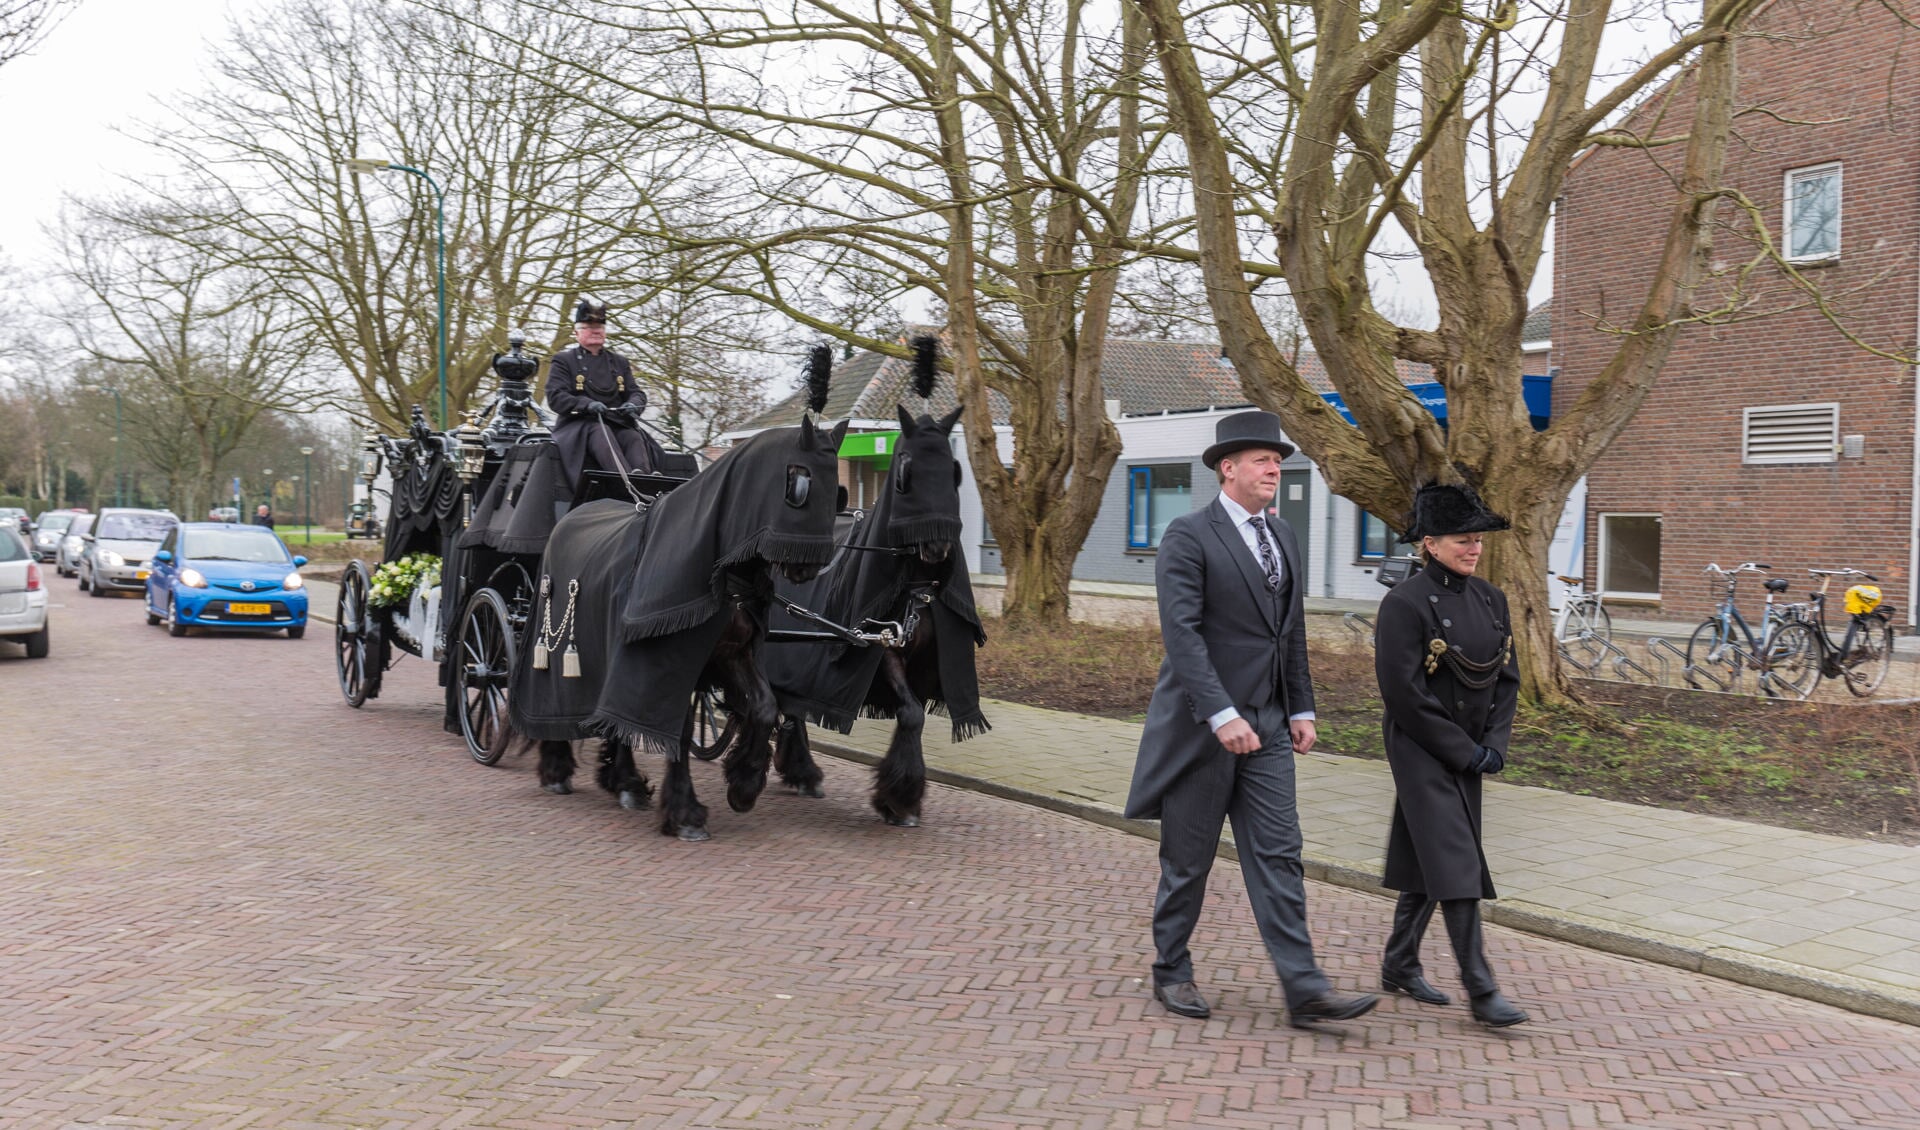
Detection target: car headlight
<box><xmin>283</xmin><ymin>572</ymin><xmax>305</xmax><ymax>590</ymax></box>
<box><xmin>63</xmin><ymin>537</ymin><xmax>81</xmax><ymax>552</ymax></box>
<box><xmin>100</xmin><ymin>551</ymin><xmax>125</xmax><ymax>567</ymax></box>
<box><xmin>178</xmin><ymin>568</ymin><xmax>208</xmax><ymax>588</ymax></box>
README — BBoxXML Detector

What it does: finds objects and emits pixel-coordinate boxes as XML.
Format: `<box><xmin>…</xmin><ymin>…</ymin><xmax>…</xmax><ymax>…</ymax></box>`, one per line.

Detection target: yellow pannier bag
<box><xmin>1845</xmin><ymin>584</ymin><xmax>1883</xmax><ymax>615</ymax></box>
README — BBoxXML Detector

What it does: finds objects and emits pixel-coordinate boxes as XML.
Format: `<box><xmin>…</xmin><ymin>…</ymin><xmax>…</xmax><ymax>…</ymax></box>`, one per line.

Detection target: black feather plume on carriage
<box><xmin>910</xmin><ymin>334</ymin><xmax>940</xmax><ymax>399</ymax></box>
<box><xmin>805</xmin><ymin>344</ymin><xmax>834</xmax><ymax>415</ymax></box>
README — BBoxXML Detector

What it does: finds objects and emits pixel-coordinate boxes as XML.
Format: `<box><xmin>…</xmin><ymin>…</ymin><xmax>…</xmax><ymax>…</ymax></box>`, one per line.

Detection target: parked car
<box><xmin>78</xmin><ymin>508</ymin><xmax>177</xmax><ymax>597</ymax></box>
<box><xmin>144</xmin><ymin>522</ymin><xmax>309</xmax><ymax>637</ymax></box>
<box><xmin>29</xmin><ymin>508</ymin><xmax>86</xmax><ymax>562</ymax></box>
<box><xmin>209</xmin><ymin>506</ymin><xmax>241</xmax><ymax>523</ymax></box>
<box><xmin>55</xmin><ymin>513</ymin><xmax>95</xmax><ymax>577</ymax></box>
<box><xmin>345</xmin><ymin>500</ymin><xmax>382</xmax><ymax>540</ymax></box>
<box><xmin>0</xmin><ymin>507</ymin><xmax>28</xmax><ymax>536</ymax></box>
<box><xmin>0</xmin><ymin>525</ymin><xmax>50</xmax><ymax>658</ymax></box>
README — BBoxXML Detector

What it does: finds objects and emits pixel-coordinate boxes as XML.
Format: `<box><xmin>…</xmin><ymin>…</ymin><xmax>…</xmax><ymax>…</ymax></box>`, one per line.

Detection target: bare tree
<box><xmin>455</xmin><ymin>0</ymin><xmax>1177</xmax><ymax>629</ymax></box>
<box><xmin>132</xmin><ymin>0</ymin><xmax>701</xmax><ymax>431</ymax></box>
<box><xmin>0</xmin><ymin>0</ymin><xmax>71</xmax><ymax>70</ymax></box>
<box><xmin>56</xmin><ymin>203</ymin><xmax>312</xmax><ymax>517</ymax></box>
<box><xmin>1139</xmin><ymin>0</ymin><xmax>1779</xmax><ymax>703</ymax></box>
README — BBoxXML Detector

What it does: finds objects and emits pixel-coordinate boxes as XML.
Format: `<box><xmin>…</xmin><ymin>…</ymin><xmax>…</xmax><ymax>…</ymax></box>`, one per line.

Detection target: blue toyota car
<box><xmin>143</xmin><ymin>522</ymin><xmax>310</xmax><ymax>638</ymax></box>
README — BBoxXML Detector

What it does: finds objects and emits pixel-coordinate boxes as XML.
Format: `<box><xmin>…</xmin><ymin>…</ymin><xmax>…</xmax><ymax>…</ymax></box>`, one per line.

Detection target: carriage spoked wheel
<box><xmin>335</xmin><ymin>560</ymin><xmax>380</xmax><ymax>708</ymax></box>
<box><xmin>455</xmin><ymin>587</ymin><xmax>518</xmax><ymax>766</ymax></box>
<box><xmin>687</xmin><ymin>687</ymin><xmax>738</xmax><ymax>762</ymax></box>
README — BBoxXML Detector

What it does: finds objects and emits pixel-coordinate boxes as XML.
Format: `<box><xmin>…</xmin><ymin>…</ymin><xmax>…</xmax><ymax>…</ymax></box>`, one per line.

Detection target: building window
<box><xmin>1127</xmin><ymin>464</ymin><xmax>1191</xmax><ymax>549</ymax></box>
<box><xmin>1598</xmin><ymin>513</ymin><xmax>1661</xmax><ymax>599</ymax></box>
<box><xmin>1357</xmin><ymin>509</ymin><xmax>1391</xmax><ymax>560</ymax></box>
<box><xmin>1743</xmin><ymin>402</ymin><xmax>1839</xmax><ymax>464</ymax></box>
<box><xmin>1785</xmin><ymin>163</ymin><xmax>1841</xmax><ymax>261</ymax></box>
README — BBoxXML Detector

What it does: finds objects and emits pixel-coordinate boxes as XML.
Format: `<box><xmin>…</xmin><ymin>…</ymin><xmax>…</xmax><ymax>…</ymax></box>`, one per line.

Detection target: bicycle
<box><xmin>1686</xmin><ymin>562</ymin><xmax>1814</xmax><ymax>697</ymax></box>
<box><xmin>1786</xmin><ymin>568</ymin><xmax>1899</xmax><ymax>698</ymax></box>
<box><xmin>1552</xmin><ymin>573</ymin><xmax>1612</xmax><ymax>644</ymax></box>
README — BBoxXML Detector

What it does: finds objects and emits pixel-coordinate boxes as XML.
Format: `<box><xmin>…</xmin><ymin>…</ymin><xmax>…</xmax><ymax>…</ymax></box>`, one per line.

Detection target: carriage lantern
<box><xmin>450</xmin><ymin>421</ymin><xmax>488</xmax><ymax>482</ymax></box>
<box><xmin>358</xmin><ymin>432</ymin><xmax>383</xmax><ymax>483</ymax></box>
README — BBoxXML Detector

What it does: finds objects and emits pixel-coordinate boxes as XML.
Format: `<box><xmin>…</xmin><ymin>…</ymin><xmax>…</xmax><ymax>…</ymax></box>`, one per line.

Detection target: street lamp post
<box><xmin>299</xmin><ymin>446</ymin><xmax>315</xmax><ymax>544</ymax></box>
<box><xmin>262</xmin><ymin>469</ymin><xmax>273</xmax><ymax>526</ymax></box>
<box><xmin>341</xmin><ymin>157</ymin><xmax>448</xmax><ymax>428</ymax></box>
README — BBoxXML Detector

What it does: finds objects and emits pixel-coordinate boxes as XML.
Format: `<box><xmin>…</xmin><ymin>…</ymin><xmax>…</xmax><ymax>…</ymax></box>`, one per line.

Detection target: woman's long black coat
<box><xmin>1375</xmin><ymin>559</ymin><xmax>1520</xmax><ymax>901</ymax></box>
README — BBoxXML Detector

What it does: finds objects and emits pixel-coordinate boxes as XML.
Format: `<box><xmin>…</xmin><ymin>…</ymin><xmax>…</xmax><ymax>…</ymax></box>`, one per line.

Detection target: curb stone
<box><xmin>810</xmin><ymin>735</ymin><xmax>1920</xmax><ymax>1030</ymax></box>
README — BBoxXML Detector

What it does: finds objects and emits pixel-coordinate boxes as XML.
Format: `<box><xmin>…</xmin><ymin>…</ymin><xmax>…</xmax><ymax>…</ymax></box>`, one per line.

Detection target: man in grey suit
<box><xmin>1125</xmin><ymin>410</ymin><xmax>1378</xmax><ymax>1028</ymax></box>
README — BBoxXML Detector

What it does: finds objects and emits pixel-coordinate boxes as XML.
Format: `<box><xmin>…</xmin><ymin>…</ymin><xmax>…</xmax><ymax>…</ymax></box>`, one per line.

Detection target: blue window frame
<box><xmin>1128</xmin><ymin>464</ymin><xmax>1191</xmax><ymax>549</ymax></box>
<box><xmin>1357</xmin><ymin>509</ymin><xmax>1391</xmax><ymax>560</ymax></box>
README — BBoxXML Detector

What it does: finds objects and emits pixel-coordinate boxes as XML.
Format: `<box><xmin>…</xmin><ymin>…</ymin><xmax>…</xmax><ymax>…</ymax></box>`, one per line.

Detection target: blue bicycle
<box><xmin>1685</xmin><ymin>562</ymin><xmax>1821</xmax><ymax>697</ymax></box>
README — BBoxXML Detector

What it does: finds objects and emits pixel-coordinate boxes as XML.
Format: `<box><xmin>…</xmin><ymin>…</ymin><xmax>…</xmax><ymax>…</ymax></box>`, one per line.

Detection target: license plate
<box><xmin>229</xmin><ymin>602</ymin><xmax>271</xmax><ymax>615</ymax></box>
<box><xmin>135</xmin><ymin>570</ymin><xmax>150</xmax><ymax>580</ymax></box>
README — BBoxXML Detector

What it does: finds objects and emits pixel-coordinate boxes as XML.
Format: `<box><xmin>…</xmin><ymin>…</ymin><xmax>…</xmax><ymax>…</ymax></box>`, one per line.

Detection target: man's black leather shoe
<box><xmin>1470</xmin><ymin>991</ymin><xmax>1529</xmax><ymax>1028</ymax></box>
<box><xmin>1152</xmin><ymin>981</ymin><xmax>1211</xmax><ymax>1019</ymax></box>
<box><xmin>1288</xmin><ymin>990</ymin><xmax>1379</xmax><ymax>1028</ymax></box>
<box><xmin>1381</xmin><ymin>972</ymin><xmax>1451</xmax><ymax>1006</ymax></box>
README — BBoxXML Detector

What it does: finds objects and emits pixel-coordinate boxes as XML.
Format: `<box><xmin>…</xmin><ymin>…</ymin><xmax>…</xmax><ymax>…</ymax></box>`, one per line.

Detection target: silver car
<box><xmin>79</xmin><ymin>508</ymin><xmax>178</xmax><ymax>597</ymax></box>
<box><xmin>55</xmin><ymin>513</ymin><xmax>95</xmax><ymax>577</ymax></box>
<box><xmin>29</xmin><ymin>509</ymin><xmax>85</xmax><ymax>562</ymax></box>
<box><xmin>0</xmin><ymin>526</ymin><xmax>50</xmax><ymax>657</ymax></box>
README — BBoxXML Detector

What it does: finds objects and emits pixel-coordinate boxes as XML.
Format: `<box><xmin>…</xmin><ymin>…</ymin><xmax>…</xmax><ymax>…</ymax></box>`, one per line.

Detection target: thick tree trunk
<box><xmin>998</xmin><ymin>522</ymin><xmax>1076</xmax><ymax>630</ymax></box>
<box><xmin>1478</xmin><ymin>489</ymin><xmax>1577</xmax><ymax>706</ymax></box>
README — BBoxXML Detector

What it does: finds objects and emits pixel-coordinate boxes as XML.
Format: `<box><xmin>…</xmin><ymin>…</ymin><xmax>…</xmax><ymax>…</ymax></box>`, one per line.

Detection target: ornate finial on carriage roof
<box><xmin>804</xmin><ymin>344</ymin><xmax>834</xmax><ymax>416</ymax></box>
<box><xmin>910</xmin><ymin>334</ymin><xmax>939</xmax><ymax>401</ymax></box>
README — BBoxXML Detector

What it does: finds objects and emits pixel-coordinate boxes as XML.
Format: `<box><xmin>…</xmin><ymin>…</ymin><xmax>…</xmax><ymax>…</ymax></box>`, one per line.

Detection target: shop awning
<box><xmin>1321</xmin><ymin>374</ymin><xmax>1553</xmax><ymax>432</ymax></box>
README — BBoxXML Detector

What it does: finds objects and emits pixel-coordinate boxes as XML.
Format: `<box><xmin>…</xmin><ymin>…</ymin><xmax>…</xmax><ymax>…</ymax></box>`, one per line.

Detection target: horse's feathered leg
<box><xmin>597</xmin><ymin>736</ymin><xmax>652</xmax><ymax>811</ymax></box>
<box><xmin>773</xmin><ymin>715</ymin><xmax>826</xmax><ymax>798</ymax></box>
<box><xmin>871</xmin><ymin>647</ymin><xmax>926</xmax><ymax>827</ymax></box>
<box><xmin>538</xmin><ymin>740</ymin><xmax>576</xmax><ymax>795</ymax></box>
<box><xmin>660</xmin><ymin>707</ymin><xmax>710</xmax><ymax>841</ymax></box>
<box><xmin>722</xmin><ymin>646</ymin><xmax>779</xmax><ymax>814</ymax></box>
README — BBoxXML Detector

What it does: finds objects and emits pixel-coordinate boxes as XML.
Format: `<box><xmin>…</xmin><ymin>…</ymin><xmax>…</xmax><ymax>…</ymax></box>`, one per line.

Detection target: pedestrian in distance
<box><xmin>1374</xmin><ymin>481</ymin><xmax>1529</xmax><ymax>1028</ymax></box>
<box><xmin>1124</xmin><ymin>409</ymin><xmax>1379</xmax><ymax>1029</ymax></box>
<box><xmin>252</xmin><ymin>504</ymin><xmax>275</xmax><ymax>529</ymax></box>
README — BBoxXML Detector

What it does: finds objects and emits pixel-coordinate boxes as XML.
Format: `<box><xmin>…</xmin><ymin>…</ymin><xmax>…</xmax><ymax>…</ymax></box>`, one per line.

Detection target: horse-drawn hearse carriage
<box><xmin>332</xmin><ymin>332</ymin><xmax>986</xmax><ymax>840</ymax></box>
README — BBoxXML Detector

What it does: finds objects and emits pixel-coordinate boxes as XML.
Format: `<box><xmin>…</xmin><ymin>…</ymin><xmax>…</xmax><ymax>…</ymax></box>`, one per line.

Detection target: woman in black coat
<box><xmin>1373</xmin><ymin>482</ymin><xmax>1528</xmax><ymax>1028</ymax></box>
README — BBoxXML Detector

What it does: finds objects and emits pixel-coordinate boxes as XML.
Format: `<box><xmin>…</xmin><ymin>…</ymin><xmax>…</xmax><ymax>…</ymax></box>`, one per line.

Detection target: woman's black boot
<box><xmin>1441</xmin><ymin>898</ymin><xmax>1529</xmax><ymax>1027</ymax></box>
<box><xmin>1380</xmin><ymin>892</ymin><xmax>1450</xmax><ymax>1005</ymax></box>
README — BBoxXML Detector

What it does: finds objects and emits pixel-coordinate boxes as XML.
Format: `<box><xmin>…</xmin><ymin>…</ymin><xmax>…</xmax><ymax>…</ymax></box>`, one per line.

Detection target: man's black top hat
<box><xmin>573</xmin><ymin>299</ymin><xmax>608</xmax><ymax>325</ymax></box>
<box><xmin>1202</xmin><ymin>409</ymin><xmax>1296</xmax><ymax>468</ymax></box>
<box><xmin>1399</xmin><ymin>481</ymin><xmax>1511</xmax><ymax>543</ymax></box>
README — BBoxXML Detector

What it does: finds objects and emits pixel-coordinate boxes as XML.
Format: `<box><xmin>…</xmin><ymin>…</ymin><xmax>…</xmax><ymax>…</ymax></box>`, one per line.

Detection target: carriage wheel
<box><xmin>687</xmin><ymin>687</ymin><xmax>738</xmax><ymax>761</ymax></box>
<box><xmin>335</xmin><ymin>560</ymin><xmax>377</xmax><ymax>708</ymax></box>
<box><xmin>456</xmin><ymin>587</ymin><xmax>518</xmax><ymax>766</ymax></box>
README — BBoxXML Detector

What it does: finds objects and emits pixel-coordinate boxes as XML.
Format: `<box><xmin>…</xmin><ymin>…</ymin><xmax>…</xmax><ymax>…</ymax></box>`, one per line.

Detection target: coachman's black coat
<box><xmin>1374</xmin><ymin>559</ymin><xmax>1520</xmax><ymax>902</ymax></box>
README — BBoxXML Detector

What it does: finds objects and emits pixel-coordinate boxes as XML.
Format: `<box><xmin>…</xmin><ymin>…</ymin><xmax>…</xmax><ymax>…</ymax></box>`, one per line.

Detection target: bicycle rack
<box><xmin>1342</xmin><ymin>612</ymin><xmax>1376</xmax><ymax>648</ymax></box>
<box><xmin>1557</xmin><ymin>632</ymin><xmax>1609</xmax><ymax>677</ymax></box>
<box><xmin>1644</xmin><ymin>638</ymin><xmax>1689</xmax><ymax>687</ymax></box>
<box><xmin>1577</xmin><ymin>633</ymin><xmax>1656</xmax><ymax>684</ymax></box>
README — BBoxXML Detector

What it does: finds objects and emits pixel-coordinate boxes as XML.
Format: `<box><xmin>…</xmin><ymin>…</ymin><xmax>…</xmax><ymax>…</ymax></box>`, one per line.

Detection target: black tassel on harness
<box><xmin>910</xmin><ymin>334</ymin><xmax>940</xmax><ymax>400</ymax></box>
<box><xmin>805</xmin><ymin>345</ymin><xmax>834</xmax><ymax>415</ymax></box>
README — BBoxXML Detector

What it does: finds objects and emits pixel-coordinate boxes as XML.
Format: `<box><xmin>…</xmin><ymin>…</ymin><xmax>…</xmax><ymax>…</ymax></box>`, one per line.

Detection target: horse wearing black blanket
<box><xmin>762</xmin><ymin>401</ymin><xmax>989</xmax><ymax>826</ymax></box>
<box><xmin>508</xmin><ymin>416</ymin><xmax>848</xmax><ymax>840</ymax></box>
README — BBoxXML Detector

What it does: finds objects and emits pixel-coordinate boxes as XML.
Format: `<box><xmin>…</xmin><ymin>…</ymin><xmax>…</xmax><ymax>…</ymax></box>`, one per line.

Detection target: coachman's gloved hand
<box><xmin>586</xmin><ymin>400</ymin><xmax>607</xmax><ymax>415</ymax></box>
<box><xmin>629</xmin><ymin>389</ymin><xmax>648</xmax><ymax>414</ymax></box>
<box><xmin>1466</xmin><ymin>746</ymin><xmax>1506</xmax><ymax>776</ymax></box>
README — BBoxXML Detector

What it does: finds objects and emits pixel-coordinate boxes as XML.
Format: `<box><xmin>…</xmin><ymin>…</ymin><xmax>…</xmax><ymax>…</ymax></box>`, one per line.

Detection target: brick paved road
<box><xmin>6</xmin><ymin>592</ymin><xmax>1920</xmax><ymax>1129</ymax></box>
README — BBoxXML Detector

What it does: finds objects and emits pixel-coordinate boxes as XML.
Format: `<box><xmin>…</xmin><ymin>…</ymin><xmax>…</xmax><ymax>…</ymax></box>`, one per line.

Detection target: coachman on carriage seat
<box><xmin>545</xmin><ymin>298</ymin><xmax>669</xmax><ymax>489</ymax></box>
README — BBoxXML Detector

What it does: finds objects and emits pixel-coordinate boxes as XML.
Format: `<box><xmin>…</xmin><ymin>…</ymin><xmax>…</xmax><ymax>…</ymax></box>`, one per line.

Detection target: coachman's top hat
<box><xmin>1399</xmin><ymin>481</ymin><xmax>1511</xmax><ymax>543</ymax></box>
<box><xmin>1202</xmin><ymin>410</ymin><xmax>1296</xmax><ymax>468</ymax></box>
<box><xmin>573</xmin><ymin>299</ymin><xmax>609</xmax><ymax>325</ymax></box>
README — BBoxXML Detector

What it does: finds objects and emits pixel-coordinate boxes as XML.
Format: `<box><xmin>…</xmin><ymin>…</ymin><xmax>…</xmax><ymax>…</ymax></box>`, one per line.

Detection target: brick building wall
<box><xmin>1556</xmin><ymin>0</ymin><xmax>1919</xmax><ymax>627</ymax></box>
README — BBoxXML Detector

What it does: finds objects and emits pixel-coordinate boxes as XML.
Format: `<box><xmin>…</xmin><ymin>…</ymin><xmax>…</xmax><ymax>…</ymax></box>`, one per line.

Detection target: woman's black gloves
<box><xmin>1466</xmin><ymin>746</ymin><xmax>1506</xmax><ymax>775</ymax></box>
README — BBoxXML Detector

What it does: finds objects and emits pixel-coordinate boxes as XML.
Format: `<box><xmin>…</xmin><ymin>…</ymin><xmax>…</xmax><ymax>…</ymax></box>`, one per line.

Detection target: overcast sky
<box><xmin>0</xmin><ymin>0</ymin><xmax>253</xmax><ymax>269</ymax></box>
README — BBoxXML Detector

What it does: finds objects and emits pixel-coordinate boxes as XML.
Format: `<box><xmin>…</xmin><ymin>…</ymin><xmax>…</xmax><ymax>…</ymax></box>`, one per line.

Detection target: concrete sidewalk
<box><xmin>811</xmin><ymin>697</ymin><xmax>1920</xmax><ymax>1027</ymax></box>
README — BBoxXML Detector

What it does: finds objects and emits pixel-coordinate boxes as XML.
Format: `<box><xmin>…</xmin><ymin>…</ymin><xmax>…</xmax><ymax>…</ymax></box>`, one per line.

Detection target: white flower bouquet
<box><xmin>368</xmin><ymin>553</ymin><xmax>441</xmax><ymax>610</ymax></box>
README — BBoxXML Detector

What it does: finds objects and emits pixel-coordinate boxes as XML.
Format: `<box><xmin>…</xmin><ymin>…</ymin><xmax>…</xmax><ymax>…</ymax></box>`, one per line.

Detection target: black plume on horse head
<box><xmin>805</xmin><ymin>344</ymin><xmax>834</xmax><ymax>415</ymax></box>
<box><xmin>910</xmin><ymin>334</ymin><xmax>940</xmax><ymax>399</ymax></box>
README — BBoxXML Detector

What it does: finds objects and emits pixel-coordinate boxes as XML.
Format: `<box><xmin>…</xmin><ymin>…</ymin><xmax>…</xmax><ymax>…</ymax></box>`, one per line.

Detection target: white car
<box><xmin>0</xmin><ymin>526</ymin><xmax>50</xmax><ymax>658</ymax></box>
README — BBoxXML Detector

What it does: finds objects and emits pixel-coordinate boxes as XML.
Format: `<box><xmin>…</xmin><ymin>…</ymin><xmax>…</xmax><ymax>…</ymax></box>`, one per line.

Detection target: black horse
<box><xmin>508</xmin><ymin>416</ymin><xmax>849</xmax><ymax>840</ymax></box>
<box><xmin>762</xmin><ymin>404</ymin><xmax>989</xmax><ymax>826</ymax></box>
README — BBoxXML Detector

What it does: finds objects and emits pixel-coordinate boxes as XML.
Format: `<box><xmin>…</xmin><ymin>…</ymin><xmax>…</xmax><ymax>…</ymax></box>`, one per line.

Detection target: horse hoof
<box><xmin>728</xmin><ymin>791</ymin><xmax>760</xmax><ymax>814</ymax></box>
<box><xmin>884</xmin><ymin>813</ymin><xmax>920</xmax><ymax>828</ymax></box>
<box><xmin>542</xmin><ymin>781</ymin><xmax>573</xmax><ymax>795</ymax></box>
<box><xmin>618</xmin><ymin>790</ymin><xmax>645</xmax><ymax>811</ymax></box>
<box><xmin>677</xmin><ymin>826</ymin><xmax>711</xmax><ymax>842</ymax></box>
<box><xmin>792</xmin><ymin>783</ymin><xmax>825</xmax><ymax>798</ymax></box>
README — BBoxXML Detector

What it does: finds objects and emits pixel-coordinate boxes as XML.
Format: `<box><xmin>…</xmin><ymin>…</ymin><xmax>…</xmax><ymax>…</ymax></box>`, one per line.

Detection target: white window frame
<box><xmin>1743</xmin><ymin>401</ymin><xmax>1840</xmax><ymax>465</ymax></box>
<box><xmin>1783</xmin><ymin>162</ymin><xmax>1842</xmax><ymax>263</ymax></box>
<box><xmin>1597</xmin><ymin>512</ymin><xmax>1662</xmax><ymax>600</ymax></box>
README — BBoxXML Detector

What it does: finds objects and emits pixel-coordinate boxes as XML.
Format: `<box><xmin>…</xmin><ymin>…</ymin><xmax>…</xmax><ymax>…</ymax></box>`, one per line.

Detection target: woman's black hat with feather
<box><xmin>1399</xmin><ymin>480</ymin><xmax>1510</xmax><ymax>543</ymax></box>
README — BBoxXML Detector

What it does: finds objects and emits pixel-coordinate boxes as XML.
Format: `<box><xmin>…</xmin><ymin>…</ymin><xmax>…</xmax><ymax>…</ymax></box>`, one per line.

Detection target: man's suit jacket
<box><xmin>1123</xmin><ymin>497</ymin><xmax>1314</xmax><ymax>820</ymax></box>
